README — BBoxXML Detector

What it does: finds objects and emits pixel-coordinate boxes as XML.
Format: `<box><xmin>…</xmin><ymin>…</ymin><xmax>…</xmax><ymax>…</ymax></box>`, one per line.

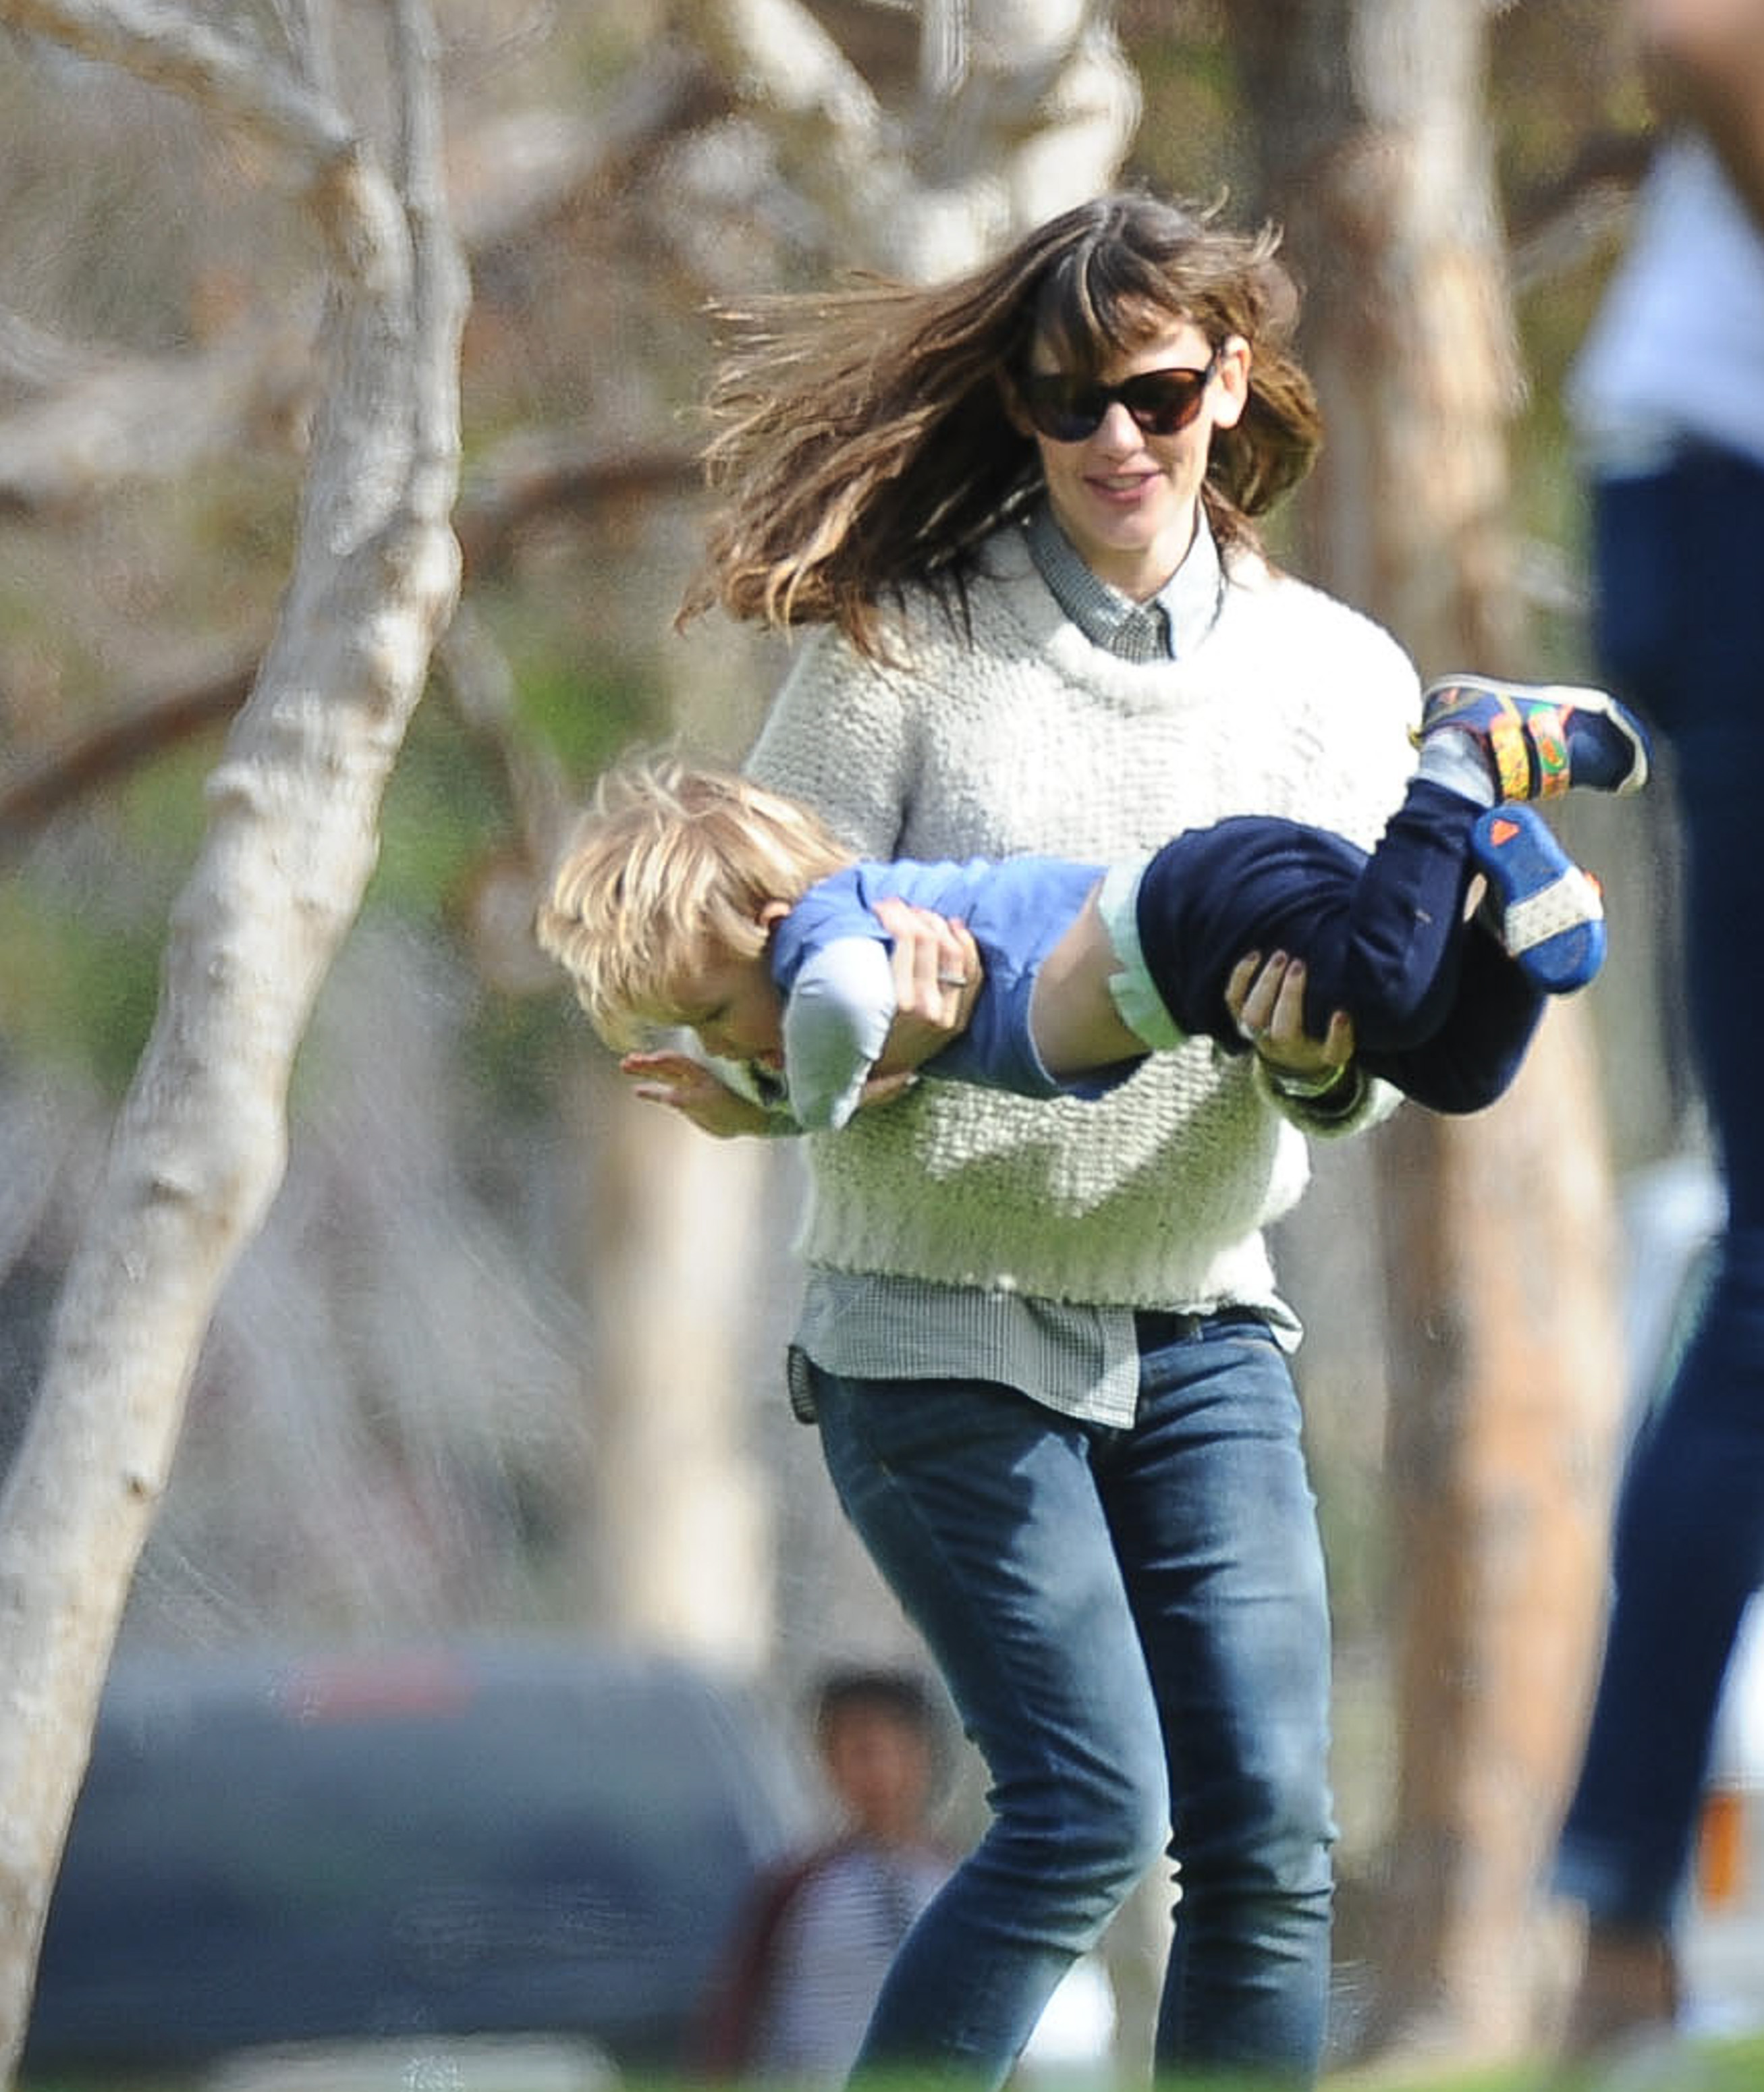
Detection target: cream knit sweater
<box><xmin>746</xmin><ymin>526</ymin><xmax>1419</xmax><ymax>1311</ymax></box>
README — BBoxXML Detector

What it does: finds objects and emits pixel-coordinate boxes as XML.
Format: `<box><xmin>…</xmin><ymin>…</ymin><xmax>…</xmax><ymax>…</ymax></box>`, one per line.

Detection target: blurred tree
<box><xmin>1225</xmin><ymin>0</ymin><xmax>1632</xmax><ymax>2062</ymax></box>
<box><xmin>0</xmin><ymin>0</ymin><xmax>467</xmax><ymax>2074</ymax></box>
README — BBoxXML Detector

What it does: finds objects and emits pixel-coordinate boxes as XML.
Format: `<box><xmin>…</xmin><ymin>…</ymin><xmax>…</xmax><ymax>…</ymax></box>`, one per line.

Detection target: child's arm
<box><xmin>783</xmin><ymin>936</ymin><xmax>899</xmax><ymax>1131</ymax></box>
<box><xmin>619</xmin><ymin>1049</ymin><xmax>790</xmax><ymax>1136</ymax></box>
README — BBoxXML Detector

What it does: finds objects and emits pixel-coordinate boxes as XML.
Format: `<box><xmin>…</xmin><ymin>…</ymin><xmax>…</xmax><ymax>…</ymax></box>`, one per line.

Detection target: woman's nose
<box><xmin>1092</xmin><ymin>400</ymin><xmax>1143</xmax><ymax>449</ymax></box>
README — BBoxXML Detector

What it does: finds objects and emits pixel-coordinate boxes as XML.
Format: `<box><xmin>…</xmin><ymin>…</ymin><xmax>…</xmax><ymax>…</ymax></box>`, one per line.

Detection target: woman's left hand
<box><xmin>1225</xmin><ymin>952</ymin><xmax>1356</xmax><ymax>1084</ymax></box>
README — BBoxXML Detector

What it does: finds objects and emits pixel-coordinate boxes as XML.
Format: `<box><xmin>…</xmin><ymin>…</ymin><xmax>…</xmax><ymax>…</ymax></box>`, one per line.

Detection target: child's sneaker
<box><xmin>1470</xmin><ymin>804</ymin><xmax>1606</xmax><ymax>993</ymax></box>
<box><xmin>1421</xmin><ymin>675</ymin><xmax>1650</xmax><ymax>800</ymax></box>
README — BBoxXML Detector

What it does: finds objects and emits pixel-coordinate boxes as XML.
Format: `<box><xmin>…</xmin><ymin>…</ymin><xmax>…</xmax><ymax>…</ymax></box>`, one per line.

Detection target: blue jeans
<box><xmin>1555</xmin><ymin>451</ymin><xmax>1764</xmax><ymax>1928</ymax></box>
<box><xmin>810</xmin><ymin>1312</ymin><xmax>1337</xmax><ymax>2087</ymax></box>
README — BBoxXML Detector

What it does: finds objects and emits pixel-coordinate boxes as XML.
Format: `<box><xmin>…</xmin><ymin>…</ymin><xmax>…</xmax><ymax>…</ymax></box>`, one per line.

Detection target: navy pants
<box><xmin>1556</xmin><ymin>449</ymin><xmax>1764</xmax><ymax>1929</ymax></box>
<box><xmin>1136</xmin><ymin>775</ymin><xmax>1543</xmax><ymax>1114</ymax></box>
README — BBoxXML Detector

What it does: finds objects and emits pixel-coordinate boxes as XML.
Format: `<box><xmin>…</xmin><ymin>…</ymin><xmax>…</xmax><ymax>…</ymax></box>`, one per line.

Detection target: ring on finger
<box><xmin>937</xmin><ymin>972</ymin><xmax>970</xmax><ymax>989</ymax></box>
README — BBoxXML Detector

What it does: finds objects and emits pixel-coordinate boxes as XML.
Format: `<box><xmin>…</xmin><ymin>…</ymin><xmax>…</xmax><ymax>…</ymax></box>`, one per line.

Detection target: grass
<box><xmin>1327</xmin><ymin>2027</ymin><xmax>1764</xmax><ymax>2089</ymax></box>
<box><xmin>22</xmin><ymin>2046</ymin><xmax>1764</xmax><ymax>2092</ymax></box>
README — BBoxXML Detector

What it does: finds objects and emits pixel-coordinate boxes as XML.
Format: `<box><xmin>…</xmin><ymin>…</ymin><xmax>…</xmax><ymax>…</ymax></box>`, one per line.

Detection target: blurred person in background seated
<box><xmin>696</xmin><ymin>1667</ymin><xmax>954</xmax><ymax>2085</ymax></box>
<box><xmin>1551</xmin><ymin>0</ymin><xmax>1764</xmax><ymax>2058</ymax></box>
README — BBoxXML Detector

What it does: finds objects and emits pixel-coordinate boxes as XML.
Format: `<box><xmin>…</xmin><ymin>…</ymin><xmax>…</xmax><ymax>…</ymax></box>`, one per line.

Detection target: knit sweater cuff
<box><xmin>1252</xmin><ymin>1054</ymin><xmax>1394</xmax><ymax>1140</ymax></box>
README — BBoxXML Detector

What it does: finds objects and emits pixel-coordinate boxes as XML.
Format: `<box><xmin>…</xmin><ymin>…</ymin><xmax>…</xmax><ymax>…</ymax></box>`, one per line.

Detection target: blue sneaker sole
<box><xmin>1469</xmin><ymin>805</ymin><xmax>1607</xmax><ymax>993</ymax></box>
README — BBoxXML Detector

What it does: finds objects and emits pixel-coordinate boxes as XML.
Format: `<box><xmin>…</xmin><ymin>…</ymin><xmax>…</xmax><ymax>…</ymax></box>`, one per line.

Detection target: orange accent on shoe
<box><xmin>1531</xmin><ymin>705</ymin><xmax>1572</xmax><ymax>798</ymax></box>
<box><xmin>1488</xmin><ymin>712</ymin><xmax>1532</xmax><ymax>801</ymax></box>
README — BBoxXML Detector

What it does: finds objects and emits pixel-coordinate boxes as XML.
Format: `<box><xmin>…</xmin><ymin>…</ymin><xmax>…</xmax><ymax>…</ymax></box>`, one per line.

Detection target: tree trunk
<box><xmin>0</xmin><ymin>1</ymin><xmax>466</xmax><ymax>2076</ymax></box>
<box><xmin>568</xmin><ymin>1053</ymin><xmax>781</xmax><ymax>1668</ymax></box>
<box><xmin>696</xmin><ymin>0</ymin><xmax>1138</xmax><ymax>279</ymax></box>
<box><xmin>1227</xmin><ymin>0</ymin><xmax>1628</xmax><ymax>2059</ymax></box>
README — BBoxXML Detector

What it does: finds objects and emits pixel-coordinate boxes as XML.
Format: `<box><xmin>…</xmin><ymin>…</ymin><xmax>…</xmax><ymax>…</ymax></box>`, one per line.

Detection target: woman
<box><xmin>634</xmin><ymin>192</ymin><xmax>1421</xmax><ymax>2088</ymax></box>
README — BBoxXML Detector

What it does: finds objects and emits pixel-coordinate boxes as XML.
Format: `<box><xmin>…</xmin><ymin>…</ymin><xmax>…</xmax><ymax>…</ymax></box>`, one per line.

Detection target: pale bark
<box><xmin>1228</xmin><ymin>0</ymin><xmax>1628</xmax><ymax>2059</ymax></box>
<box><xmin>0</xmin><ymin>0</ymin><xmax>466</xmax><ymax>2075</ymax></box>
<box><xmin>571</xmin><ymin>1059</ymin><xmax>781</xmax><ymax>1668</ymax></box>
<box><xmin>0</xmin><ymin>49</ymin><xmax>711</xmax><ymax>519</ymax></box>
<box><xmin>695</xmin><ymin>0</ymin><xmax>1138</xmax><ymax>278</ymax></box>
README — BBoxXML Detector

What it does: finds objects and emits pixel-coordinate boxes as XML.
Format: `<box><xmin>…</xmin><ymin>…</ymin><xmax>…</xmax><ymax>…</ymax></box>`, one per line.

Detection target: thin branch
<box><xmin>0</xmin><ymin>433</ymin><xmax>698</xmax><ymax>855</ymax></box>
<box><xmin>0</xmin><ymin>0</ymin><xmax>353</xmax><ymax>167</ymax></box>
<box><xmin>0</xmin><ymin>53</ymin><xmax>719</xmax><ymax>521</ymax></box>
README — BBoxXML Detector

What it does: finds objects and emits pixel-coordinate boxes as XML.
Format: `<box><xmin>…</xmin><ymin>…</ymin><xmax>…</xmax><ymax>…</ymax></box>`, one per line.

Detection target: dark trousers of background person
<box><xmin>1557</xmin><ymin>449</ymin><xmax>1764</xmax><ymax>1927</ymax></box>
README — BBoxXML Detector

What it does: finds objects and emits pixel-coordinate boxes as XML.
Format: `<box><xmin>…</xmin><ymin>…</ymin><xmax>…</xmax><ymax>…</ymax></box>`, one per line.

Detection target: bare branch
<box><xmin>691</xmin><ymin>0</ymin><xmax>1135</xmax><ymax>277</ymax></box>
<box><xmin>0</xmin><ymin>51</ymin><xmax>719</xmax><ymax>520</ymax></box>
<box><xmin>0</xmin><ymin>656</ymin><xmax>256</xmax><ymax>843</ymax></box>
<box><xmin>0</xmin><ymin>0</ymin><xmax>353</xmax><ymax>167</ymax></box>
<box><xmin>0</xmin><ymin>328</ymin><xmax>312</xmax><ymax>516</ymax></box>
<box><xmin>0</xmin><ymin>429</ymin><xmax>696</xmax><ymax>856</ymax></box>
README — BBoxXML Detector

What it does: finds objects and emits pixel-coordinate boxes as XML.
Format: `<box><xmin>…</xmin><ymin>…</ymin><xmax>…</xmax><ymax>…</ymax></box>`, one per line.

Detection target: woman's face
<box><xmin>1012</xmin><ymin>315</ymin><xmax>1249</xmax><ymax>602</ymax></box>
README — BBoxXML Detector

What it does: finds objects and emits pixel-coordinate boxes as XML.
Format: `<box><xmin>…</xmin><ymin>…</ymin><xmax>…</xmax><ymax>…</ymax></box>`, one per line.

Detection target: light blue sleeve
<box><xmin>784</xmin><ymin>936</ymin><xmax>898</xmax><ymax>1131</ymax></box>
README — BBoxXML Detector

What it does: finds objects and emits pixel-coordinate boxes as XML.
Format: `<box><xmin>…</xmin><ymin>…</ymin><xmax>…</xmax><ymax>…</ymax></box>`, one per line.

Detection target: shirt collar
<box><xmin>1024</xmin><ymin>500</ymin><xmax>1225</xmax><ymax>661</ymax></box>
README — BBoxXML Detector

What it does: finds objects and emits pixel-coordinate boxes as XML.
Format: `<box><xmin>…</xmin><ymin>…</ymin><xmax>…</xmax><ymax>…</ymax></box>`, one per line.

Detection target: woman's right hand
<box><xmin>871</xmin><ymin>898</ymin><xmax>983</xmax><ymax>1072</ymax></box>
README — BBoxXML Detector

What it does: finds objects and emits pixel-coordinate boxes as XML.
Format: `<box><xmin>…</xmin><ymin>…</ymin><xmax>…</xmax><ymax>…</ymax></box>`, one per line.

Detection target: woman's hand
<box><xmin>1224</xmin><ymin>952</ymin><xmax>1356</xmax><ymax>1085</ymax></box>
<box><xmin>871</xmin><ymin>898</ymin><xmax>983</xmax><ymax>1073</ymax></box>
<box><xmin>619</xmin><ymin>1049</ymin><xmax>778</xmax><ymax>1138</ymax></box>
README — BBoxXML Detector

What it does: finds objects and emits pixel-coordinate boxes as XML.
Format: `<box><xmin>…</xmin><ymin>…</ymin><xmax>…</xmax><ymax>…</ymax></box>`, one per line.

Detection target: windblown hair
<box><xmin>679</xmin><ymin>190</ymin><xmax>1321</xmax><ymax>659</ymax></box>
<box><xmin>536</xmin><ymin>754</ymin><xmax>854</xmax><ymax>1049</ymax></box>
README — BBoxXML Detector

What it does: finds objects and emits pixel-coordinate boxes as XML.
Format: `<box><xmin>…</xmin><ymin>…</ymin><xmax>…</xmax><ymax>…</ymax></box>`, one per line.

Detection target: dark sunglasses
<box><xmin>1017</xmin><ymin>348</ymin><xmax>1222</xmax><ymax>443</ymax></box>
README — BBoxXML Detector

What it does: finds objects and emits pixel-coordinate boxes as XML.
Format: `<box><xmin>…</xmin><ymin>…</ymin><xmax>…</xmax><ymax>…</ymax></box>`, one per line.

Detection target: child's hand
<box><xmin>619</xmin><ymin>1050</ymin><xmax>777</xmax><ymax>1138</ymax></box>
<box><xmin>872</xmin><ymin>898</ymin><xmax>983</xmax><ymax>1071</ymax></box>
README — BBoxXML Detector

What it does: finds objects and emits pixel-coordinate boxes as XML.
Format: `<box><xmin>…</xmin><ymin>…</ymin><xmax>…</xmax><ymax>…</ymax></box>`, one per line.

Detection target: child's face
<box><xmin>665</xmin><ymin>938</ymin><xmax>785</xmax><ymax>1070</ymax></box>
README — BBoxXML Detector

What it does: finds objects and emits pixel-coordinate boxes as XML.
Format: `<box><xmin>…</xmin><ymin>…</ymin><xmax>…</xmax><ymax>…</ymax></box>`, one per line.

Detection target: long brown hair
<box><xmin>679</xmin><ymin>191</ymin><xmax>1321</xmax><ymax>658</ymax></box>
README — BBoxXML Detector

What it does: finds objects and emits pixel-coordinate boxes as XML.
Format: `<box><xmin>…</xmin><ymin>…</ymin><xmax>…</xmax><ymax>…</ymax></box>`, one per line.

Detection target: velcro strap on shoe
<box><xmin>1528</xmin><ymin>703</ymin><xmax>1572</xmax><ymax>798</ymax></box>
<box><xmin>1488</xmin><ymin>712</ymin><xmax>1533</xmax><ymax>801</ymax></box>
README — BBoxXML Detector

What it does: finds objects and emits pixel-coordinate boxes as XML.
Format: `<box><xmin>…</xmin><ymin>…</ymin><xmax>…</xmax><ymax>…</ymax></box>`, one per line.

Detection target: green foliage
<box><xmin>515</xmin><ymin>641</ymin><xmax>657</xmax><ymax>781</ymax></box>
<box><xmin>0</xmin><ymin>734</ymin><xmax>218</xmax><ymax>1091</ymax></box>
<box><xmin>370</xmin><ymin>703</ymin><xmax>509</xmax><ymax>922</ymax></box>
<box><xmin>461</xmin><ymin>979</ymin><xmax>584</xmax><ymax>1126</ymax></box>
<box><xmin>0</xmin><ymin>881</ymin><xmax>161</xmax><ymax>1092</ymax></box>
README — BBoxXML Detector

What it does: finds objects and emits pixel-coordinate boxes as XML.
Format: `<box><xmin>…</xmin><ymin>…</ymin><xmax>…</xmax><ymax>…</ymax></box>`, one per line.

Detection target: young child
<box><xmin>537</xmin><ymin>676</ymin><xmax>1647</xmax><ymax>1132</ymax></box>
<box><xmin>695</xmin><ymin>1668</ymin><xmax>954</xmax><ymax>2083</ymax></box>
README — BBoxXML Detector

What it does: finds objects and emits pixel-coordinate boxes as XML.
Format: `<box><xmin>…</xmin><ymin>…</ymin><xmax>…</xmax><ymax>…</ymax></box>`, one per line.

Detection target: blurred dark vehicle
<box><xmin>22</xmin><ymin>1638</ymin><xmax>806</xmax><ymax>2080</ymax></box>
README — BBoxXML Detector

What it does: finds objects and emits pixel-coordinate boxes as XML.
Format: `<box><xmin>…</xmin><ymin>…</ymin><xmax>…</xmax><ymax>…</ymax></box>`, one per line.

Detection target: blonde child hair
<box><xmin>536</xmin><ymin>754</ymin><xmax>855</xmax><ymax>1049</ymax></box>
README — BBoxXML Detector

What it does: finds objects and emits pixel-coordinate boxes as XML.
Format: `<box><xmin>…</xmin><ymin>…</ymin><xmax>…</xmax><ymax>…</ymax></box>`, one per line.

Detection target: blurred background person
<box><xmin>1551</xmin><ymin>0</ymin><xmax>1764</xmax><ymax>2057</ymax></box>
<box><xmin>696</xmin><ymin>1667</ymin><xmax>955</xmax><ymax>2084</ymax></box>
